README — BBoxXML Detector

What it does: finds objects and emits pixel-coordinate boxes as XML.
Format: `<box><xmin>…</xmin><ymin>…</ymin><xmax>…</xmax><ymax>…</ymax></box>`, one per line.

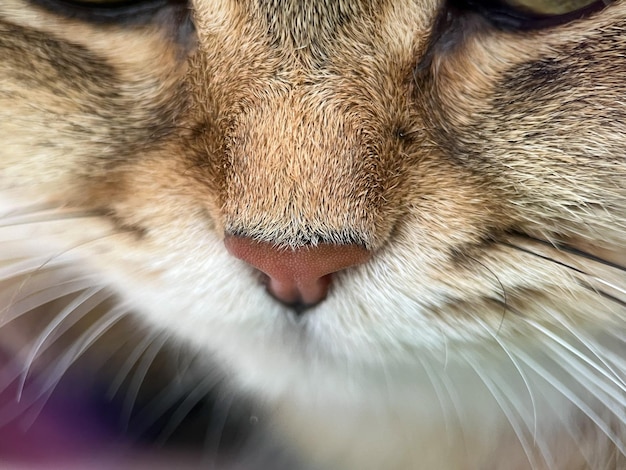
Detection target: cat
<box><xmin>0</xmin><ymin>0</ymin><xmax>624</xmax><ymax>468</ymax></box>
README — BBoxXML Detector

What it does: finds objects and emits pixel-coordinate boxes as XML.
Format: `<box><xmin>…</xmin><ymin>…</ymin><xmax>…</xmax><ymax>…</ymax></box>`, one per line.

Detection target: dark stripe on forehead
<box><xmin>241</xmin><ymin>0</ymin><xmax>388</xmax><ymax>63</ymax></box>
<box><xmin>27</xmin><ymin>0</ymin><xmax>190</xmax><ymax>26</ymax></box>
<box><xmin>0</xmin><ymin>18</ymin><xmax>185</xmax><ymax>166</ymax></box>
<box><xmin>492</xmin><ymin>24</ymin><xmax>626</xmax><ymax>111</ymax></box>
<box><xmin>0</xmin><ymin>20</ymin><xmax>116</xmax><ymax>93</ymax></box>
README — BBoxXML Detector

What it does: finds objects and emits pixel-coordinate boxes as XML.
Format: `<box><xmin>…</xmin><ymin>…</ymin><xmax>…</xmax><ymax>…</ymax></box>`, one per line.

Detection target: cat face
<box><xmin>0</xmin><ymin>0</ymin><xmax>624</xmax><ymax>467</ymax></box>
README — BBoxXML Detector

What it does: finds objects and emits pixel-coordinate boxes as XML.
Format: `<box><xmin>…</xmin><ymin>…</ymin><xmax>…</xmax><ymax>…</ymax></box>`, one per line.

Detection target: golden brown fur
<box><xmin>0</xmin><ymin>0</ymin><xmax>624</xmax><ymax>468</ymax></box>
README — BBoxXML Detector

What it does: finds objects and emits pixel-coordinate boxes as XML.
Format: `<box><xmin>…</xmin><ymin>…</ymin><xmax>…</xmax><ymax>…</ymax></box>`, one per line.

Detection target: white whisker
<box><xmin>0</xmin><ymin>258</ymin><xmax>68</xmax><ymax>284</ymax></box>
<box><xmin>14</xmin><ymin>305</ymin><xmax>129</xmax><ymax>430</ymax></box>
<box><xmin>204</xmin><ymin>390</ymin><xmax>236</xmax><ymax>460</ymax></box>
<box><xmin>0</xmin><ymin>209</ymin><xmax>103</xmax><ymax>228</ymax></box>
<box><xmin>524</xmin><ymin>319</ymin><xmax>626</xmax><ymax>397</ymax></box>
<box><xmin>542</xmin><ymin>342</ymin><xmax>626</xmax><ymax>413</ymax></box>
<box><xmin>553</xmin><ymin>316</ymin><xmax>626</xmax><ymax>388</ymax></box>
<box><xmin>476</xmin><ymin>316</ymin><xmax>539</xmax><ymax>441</ymax></box>
<box><xmin>511</xmin><ymin>346</ymin><xmax>626</xmax><ymax>455</ymax></box>
<box><xmin>156</xmin><ymin>374</ymin><xmax>220</xmax><ymax>446</ymax></box>
<box><xmin>17</xmin><ymin>286</ymin><xmax>110</xmax><ymax>401</ymax></box>
<box><xmin>463</xmin><ymin>352</ymin><xmax>543</xmax><ymax>470</ymax></box>
<box><xmin>120</xmin><ymin>332</ymin><xmax>170</xmax><ymax>430</ymax></box>
<box><xmin>38</xmin><ymin>303</ymin><xmax>129</xmax><ymax>401</ymax></box>
<box><xmin>0</xmin><ymin>277</ymin><xmax>100</xmax><ymax>327</ymax></box>
<box><xmin>417</xmin><ymin>357</ymin><xmax>457</xmax><ymax>452</ymax></box>
<box><xmin>107</xmin><ymin>330</ymin><xmax>162</xmax><ymax>400</ymax></box>
<box><xmin>129</xmin><ymin>376</ymin><xmax>194</xmax><ymax>438</ymax></box>
<box><xmin>591</xmin><ymin>276</ymin><xmax>626</xmax><ymax>297</ymax></box>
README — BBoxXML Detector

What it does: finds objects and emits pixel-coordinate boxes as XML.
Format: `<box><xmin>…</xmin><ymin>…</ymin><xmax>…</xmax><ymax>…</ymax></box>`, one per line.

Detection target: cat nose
<box><xmin>224</xmin><ymin>235</ymin><xmax>371</xmax><ymax>309</ymax></box>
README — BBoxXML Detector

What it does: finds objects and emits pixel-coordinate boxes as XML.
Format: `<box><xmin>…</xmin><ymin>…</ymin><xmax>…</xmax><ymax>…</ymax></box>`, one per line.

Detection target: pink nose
<box><xmin>224</xmin><ymin>236</ymin><xmax>371</xmax><ymax>308</ymax></box>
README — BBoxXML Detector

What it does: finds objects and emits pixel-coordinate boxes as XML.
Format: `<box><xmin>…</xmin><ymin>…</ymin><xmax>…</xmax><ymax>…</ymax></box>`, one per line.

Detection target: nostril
<box><xmin>265</xmin><ymin>272</ymin><xmax>333</xmax><ymax>307</ymax></box>
<box><xmin>224</xmin><ymin>235</ymin><xmax>371</xmax><ymax>308</ymax></box>
<box><xmin>257</xmin><ymin>272</ymin><xmax>330</xmax><ymax>315</ymax></box>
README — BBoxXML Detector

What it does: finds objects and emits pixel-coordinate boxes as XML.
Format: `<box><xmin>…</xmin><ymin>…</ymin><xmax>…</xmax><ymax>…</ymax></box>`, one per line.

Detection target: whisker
<box><xmin>416</xmin><ymin>357</ymin><xmax>458</xmax><ymax>453</ymax></box>
<box><xmin>37</xmin><ymin>304</ymin><xmax>129</xmax><ymax>403</ymax></box>
<box><xmin>541</xmin><ymin>341</ymin><xmax>626</xmax><ymax>413</ymax></box>
<box><xmin>589</xmin><ymin>277</ymin><xmax>626</xmax><ymax>297</ymax></box>
<box><xmin>0</xmin><ymin>209</ymin><xmax>104</xmax><ymax>229</ymax></box>
<box><xmin>580</xmin><ymin>283</ymin><xmax>626</xmax><ymax>308</ymax></box>
<box><xmin>156</xmin><ymin>374</ymin><xmax>221</xmax><ymax>446</ymax></box>
<box><xmin>15</xmin><ymin>305</ymin><xmax>130</xmax><ymax>431</ymax></box>
<box><xmin>510</xmin><ymin>345</ymin><xmax>626</xmax><ymax>455</ymax></box>
<box><xmin>203</xmin><ymin>390</ymin><xmax>236</xmax><ymax>462</ymax></box>
<box><xmin>0</xmin><ymin>258</ymin><xmax>70</xmax><ymax>285</ymax></box>
<box><xmin>502</xmin><ymin>238</ymin><xmax>626</xmax><ymax>305</ymax></box>
<box><xmin>17</xmin><ymin>286</ymin><xmax>110</xmax><ymax>401</ymax></box>
<box><xmin>525</xmin><ymin>319</ymin><xmax>626</xmax><ymax>394</ymax></box>
<box><xmin>467</xmin><ymin>257</ymin><xmax>508</xmax><ymax>333</ymax></box>
<box><xmin>462</xmin><ymin>352</ymin><xmax>542</xmax><ymax>470</ymax></box>
<box><xmin>585</xmin><ymin>342</ymin><xmax>626</xmax><ymax>385</ymax></box>
<box><xmin>0</xmin><ymin>230</ymin><xmax>124</xmax><ymax>316</ymax></box>
<box><xmin>128</xmin><ymin>375</ymin><xmax>196</xmax><ymax>439</ymax></box>
<box><xmin>474</xmin><ymin>316</ymin><xmax>539</xmax><ymax>443</ymax></box>
<box><xmin>0</xmin><ymin>277</ymin><xmax>100</xmax><ymax>327</ymax></box>
<box><xmin>119</xmin><ymin>332</ymin><xmax>170</xmax><ymax>431</ymax></box>
<box><xmin>0</xmin><ymin>341</ymin><xmax>48</xmax><ymax>403</ymax></box>
<box><xmin>172</xmin><ymin>346</ymin><xmax>200</xmax><ymax>386</ymax></box>
<box><xmin>602</xmin><ymin>323</ymin><xmax>626</xmax><ymax>343</ymax></box>
<box><xmin>17</xmin><ymin>320</ymin><xmax>136</xmax><ymax>433</ymax></box>
<box><xmin>107</xmin><ymin>330</ymin><xmax>164</xmax><ymax>400</ymax></box>
<box><xmin>553</xmin><ymin>316</ymin><xmax>626</xmax><ymax>389</ymax></box>
<box><xmin>519</xmin><ymin>235</ymin><xmax>626</xmax><ymax>272</ymax></box>
<box><xmin>422</xmin><ymin>356</ymin><xmax>472</xmax><ymax>459</ymax></box>
<box><xmin>0</xmin><ymin>369</ymin><xmax>45</xmax><ymax>428</ymax></box>
<box><xmin>518</xmin><ymin>325</ymin><xmax>626</xmax><ymax>446</ymax></box>
<box><xmin>501</xmin><ymin>241</ymin><xmax>587</xmax><ymax>275</ymax></box>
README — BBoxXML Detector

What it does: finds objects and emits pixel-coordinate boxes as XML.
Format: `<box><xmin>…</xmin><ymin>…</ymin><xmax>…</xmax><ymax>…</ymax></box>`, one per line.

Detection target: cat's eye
<box><xmin>502</xmin><ymin>0</ymin><xmax>601</xmax><ymax>15</ymax></box>
<box><xmin>453</xmin><ymin>0</ymin><xmax>613</xmax><ymax>29</ymax></box>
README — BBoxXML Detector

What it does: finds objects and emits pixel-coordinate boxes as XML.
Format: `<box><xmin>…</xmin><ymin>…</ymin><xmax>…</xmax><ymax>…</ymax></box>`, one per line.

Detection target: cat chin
<box><xmin>238</xmin><ymin>341</ymin><xmax>618</xmax><ymax>470</ymax></box>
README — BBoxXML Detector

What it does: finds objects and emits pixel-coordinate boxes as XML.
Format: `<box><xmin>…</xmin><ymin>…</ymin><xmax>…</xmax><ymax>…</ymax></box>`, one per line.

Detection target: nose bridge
<box><xmin>235</xmin><ymin>90</ymin><xmax>356</xmax><ymax>177</ymax></box>
<box><xmin>223</xmin><ymin>88</ymin><xmax>381</xmax><ymax>248</ymax></box>
<box><xmin>186</xmin><ymin>0</ymin><xmax>425</xmax><ymax>250</ymax></box>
